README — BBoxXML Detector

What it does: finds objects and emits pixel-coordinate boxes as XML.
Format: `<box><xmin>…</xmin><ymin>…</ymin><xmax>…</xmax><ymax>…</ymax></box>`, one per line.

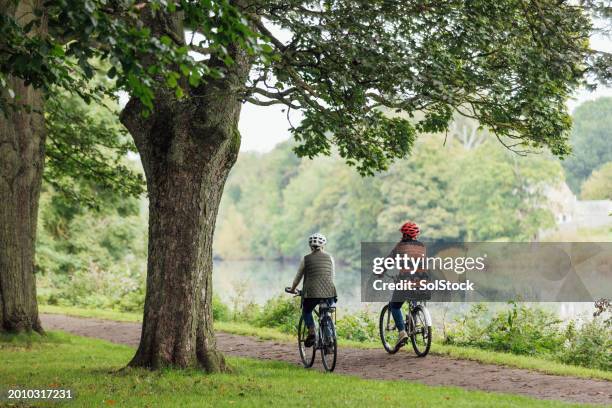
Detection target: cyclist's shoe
<box><xmin>395</xmin><ymin>330</ymin><xmax>408</xmax><ymax>349</ymax></box>
<box><xmin>304</xmin><ymin>333</ymin><xmax>316</xmax><ymax>347</ymax></box>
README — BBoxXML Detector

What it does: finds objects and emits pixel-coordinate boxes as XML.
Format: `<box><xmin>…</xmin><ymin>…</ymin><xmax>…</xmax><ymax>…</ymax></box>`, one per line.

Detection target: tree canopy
<box><xmin>0</xmin><ymin>0</ymin><xmax>257</xmax><ymax>111</ymax></box>
<box><xmin>44</xmin><ymin>91</ymin><xmax>145</xmax><ymax>207</ymax></box>
<box><xmin>3</xmin><ymin>0</ymin><xmax>610</xmax><ymax>175</ymax></box>
<box><xmin>244</xmin><ymin>0</ymin><xmax>598</xmax><ymax>174</ymax></box>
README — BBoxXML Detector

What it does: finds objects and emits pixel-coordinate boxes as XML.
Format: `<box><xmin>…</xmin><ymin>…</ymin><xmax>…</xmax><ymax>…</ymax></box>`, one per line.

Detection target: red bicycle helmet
<box><xmin>400</xmin><ymin>221</ymin><xmax>420</xmax><ymax>238</ymax></box>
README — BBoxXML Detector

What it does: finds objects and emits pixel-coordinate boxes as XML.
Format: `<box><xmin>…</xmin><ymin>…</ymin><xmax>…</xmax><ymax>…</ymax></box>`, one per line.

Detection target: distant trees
<box><xmin>453</xmin><ymin>143</ymin><xmax>560</xmax><ymax>241</ymax></box>
<box><xmin>217</xmin><ymin>132</ymin><xmax>564</xmax><ymax>264</ymax></box>
<box><xmin>562</xmin><ymin>98</ymin><xmax>612</xmax><ymax>193</ymax></box>
<box><xmin>581</xmin><ymin>162</ymin><xmax>612</xmax><ymax>200</ymax></box>
<box><xmin>38</xmin><ymin>90</ymin><xmax>145</xmax><ymax>270</ymax></box>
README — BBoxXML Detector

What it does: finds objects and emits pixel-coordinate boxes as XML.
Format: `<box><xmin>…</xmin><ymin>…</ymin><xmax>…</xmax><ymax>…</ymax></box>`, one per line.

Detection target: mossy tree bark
<box><xmin>120</xmin><ymin>12</ymin><xmax>250</xmax><ymax>370</ymax></box>
<box><xmin>0</xmin><ymin>0</ymin><xmax>45</xmax><ymax>334</ymax></box>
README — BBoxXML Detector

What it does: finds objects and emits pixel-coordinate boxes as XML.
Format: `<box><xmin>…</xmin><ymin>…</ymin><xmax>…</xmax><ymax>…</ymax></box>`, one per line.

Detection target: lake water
<box><xmin>212</xmin><ymin>260</ymin><xmax>363</xmax><ymax>311</ymax></box>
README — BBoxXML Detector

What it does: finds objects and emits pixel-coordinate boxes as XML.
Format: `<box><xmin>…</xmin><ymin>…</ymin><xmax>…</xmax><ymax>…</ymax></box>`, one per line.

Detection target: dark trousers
<box><xmin>390</xmin><ymin>301</ymin><xmax>406</xmax><ymax>331</ymax></box>
<box><xmin>302</xmin><ymin>297</ymin><xmax>335</xmax><ymax>328</ymax></box>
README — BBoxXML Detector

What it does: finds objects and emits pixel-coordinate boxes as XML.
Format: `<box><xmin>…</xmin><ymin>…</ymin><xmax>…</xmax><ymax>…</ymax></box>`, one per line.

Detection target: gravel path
<box><xmin>41</xmin><ymin>314</ymin><xmax>611</xmax><ymax>405</ymax></box>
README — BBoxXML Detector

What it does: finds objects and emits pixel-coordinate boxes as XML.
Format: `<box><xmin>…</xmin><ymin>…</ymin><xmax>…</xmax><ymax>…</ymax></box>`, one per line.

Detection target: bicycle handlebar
<box><xmin>285</xmin><ymin>287</ymin><xmax>302</xmax><ymax>296</ymax></box>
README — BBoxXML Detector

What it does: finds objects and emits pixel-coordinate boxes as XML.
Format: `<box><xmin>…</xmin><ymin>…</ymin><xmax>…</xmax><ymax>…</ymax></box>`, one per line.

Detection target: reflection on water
<box><xmin>212</xmin><ymin>260</ymin><xmax>362</xmax><ymax>310</ymax></box>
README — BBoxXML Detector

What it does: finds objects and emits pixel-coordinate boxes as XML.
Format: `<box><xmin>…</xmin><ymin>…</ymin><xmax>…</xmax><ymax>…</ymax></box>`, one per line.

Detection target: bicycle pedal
<box><xmin>394</xmin><ymin>336</ymin><xmax>408</xmax><ymax>351</ymax></box>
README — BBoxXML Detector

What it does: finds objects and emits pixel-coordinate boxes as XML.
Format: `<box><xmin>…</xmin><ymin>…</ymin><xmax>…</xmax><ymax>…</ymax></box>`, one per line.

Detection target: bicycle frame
<box><xmin>314</xmin><ymin>301</ymin><xmax>336</xmax><ymax>326</ymax></box>
<box><xmin>291</xmin><ymin>289</ymin><xmax>337</xmax><ymax>347</ymax></box>
<box><xmin>391</xmin><ymin>300</ymin><xmax>427</xmax><ymax>318</ymax></box>
<box><xmin>286</xmin><ymin>287</ymin><xmax>338</xmax><ymax>371</ymax></box>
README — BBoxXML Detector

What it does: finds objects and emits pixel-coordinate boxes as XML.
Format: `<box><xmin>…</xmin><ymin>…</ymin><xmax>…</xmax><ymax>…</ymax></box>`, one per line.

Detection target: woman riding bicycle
<box><xmin>387</xmin><ymin>222</ymin><xmax>428</xmax><ymax>349</ymax></box>
<box><xmin>287</xmin><ymin>233</ymin><xmax>337</xmax><ymax>347</ymax></box>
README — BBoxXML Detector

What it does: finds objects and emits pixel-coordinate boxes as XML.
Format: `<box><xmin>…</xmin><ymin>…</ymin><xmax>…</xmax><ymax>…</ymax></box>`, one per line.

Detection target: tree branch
<box><xmin>251</xmin><ymin>87</ymin><xmax>297</xmax><ymax>99</ymax></box>
<box><xmin>251</xmin><ymin>18</ymin><xmax>287</xmax><ymax>51</ymax></box>
<box><xmin>246</xmin><ymin>97</ymin><xmax>300</xmax><ymax>109</ymax></box>
<box><xmin>189</xmin><ymin>43</ymin><xmax>211</xmax><ymax>55</ymax></box>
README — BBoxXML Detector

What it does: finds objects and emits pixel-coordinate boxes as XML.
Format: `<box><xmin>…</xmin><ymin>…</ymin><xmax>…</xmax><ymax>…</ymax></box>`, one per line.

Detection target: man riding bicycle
<box><xmin>287</xmin><ymin>233</ymin><xmax>337</xmax><ymax>347</ymax></box>
<box><xmin>387</xmin><ymin>222</ymin><xmax>427</xmax><ymax>349</ymax></box>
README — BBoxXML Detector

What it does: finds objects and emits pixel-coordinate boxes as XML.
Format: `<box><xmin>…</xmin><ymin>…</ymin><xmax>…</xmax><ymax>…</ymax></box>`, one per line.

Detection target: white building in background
<box><xmin>540</xmin><ymin>182</ymin><xmax>612</xmax><ymax>239</ymax></box>
<box><xmin>575</xmin><ymin>200</ymin><xmax>612</xmax><ymax>229</ymax></box>
<box><xmin>545</xmin><ymin>182</ymin><xmax>577</xmax><ymax>225</ymax></box>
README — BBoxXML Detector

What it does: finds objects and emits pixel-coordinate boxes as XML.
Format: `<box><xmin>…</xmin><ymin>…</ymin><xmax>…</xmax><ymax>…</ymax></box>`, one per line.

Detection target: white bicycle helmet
<box><xmin>308</xmin><ymin>232</ymin><xmax>327</xmax><ymax>248</ymax></box>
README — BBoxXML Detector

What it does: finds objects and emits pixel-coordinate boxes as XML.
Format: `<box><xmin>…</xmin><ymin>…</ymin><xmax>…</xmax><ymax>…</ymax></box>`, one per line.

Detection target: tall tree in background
<box><xmin>0</xmin><ymin>0</ymin><xmax>46</xmax><ymax>333</ymax></box>
<box><xmin>581</xmin><ymin>162</ymin><xmax>612</xmax><ymax>200</ymax></box>
<box><xmin>119</xmin><ymin>0</ymin><xmax>606</xmax><ymax>371</ymax></box>
<box><xmin>562</xmin><ymin>97</ymin><xmax>612</xmax><ymax>193</ymax></box>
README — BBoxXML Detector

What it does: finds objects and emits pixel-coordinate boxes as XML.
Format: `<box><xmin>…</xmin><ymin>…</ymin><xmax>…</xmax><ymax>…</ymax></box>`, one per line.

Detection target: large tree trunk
<box><xmin>121</xmin><ymin>30</ymin><xmax>250</xmax><ymax>369</ymax></box>
<box><xmin>0</xmin><ymin>1</ymin><xmax>45</xmax><ymax>334</ymax></box>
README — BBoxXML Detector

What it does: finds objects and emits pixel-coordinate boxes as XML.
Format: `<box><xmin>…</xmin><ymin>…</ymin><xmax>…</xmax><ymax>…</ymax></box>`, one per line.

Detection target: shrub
<box><xmin>336</xmin><ymin>312</ymin><xmax>378</xmax><ymax>342</ymax></box>
<box><xmin>443</xmin><ymin>303</ymin><xmax>491</xmax><ymax>347</ymax></box>
<box><xmin>212</xmin><ymin>295</ymin><xmax>231</xmax><ymax>321</ymax></box>
<box><xmin>37</xmin><ymin>259</ymin><xmax>147</xmax><ymax>313</ymax></box>
<box><xmin>253</xmin><ymin>295</ymin><xmax>300</xmax><ymax>333</ymax></box>
<box><xmin>444</xmin><ymin>302</ymin><xmax>612</xmax><ymax>371</ymax></box>
<box><xmin>230</xmin><ymin>301</ymin><xmax>261</xmax><ymax>324</ymax></box>
<box><xmin>559</xmin><ymin>317</ymin><xmax>612</xmax><ymax>371</ymax></box>
<box><xmin>485</xmin><ymin>303</ymin><xmax>564</xmax><ymax>356</ymax></box>
<box><xmin>114</xmin><ymin>286</ymin><xmax>145</xmax><ymax>313</ymax></box>
<box><xmin>445</xmin><ymin>302</ymin><xmax>564</xmax><ymax>356</ymax></box>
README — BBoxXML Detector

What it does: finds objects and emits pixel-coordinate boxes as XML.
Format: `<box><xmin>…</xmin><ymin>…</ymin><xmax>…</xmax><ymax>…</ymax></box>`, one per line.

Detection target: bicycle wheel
<box><xmin>379</xmin><ymin>304</ymin><xmax>400</xmax><ymax>354</ymax></box>
<box><xmin>320</xmin><ymin>315</ymin><xmax>337</xmax><ymax>372</ymax></box>
<box><xmin>298</xmin><ymin>316</ymin><xmax>316</xmax><ymax>367</ymax></box>
<box><xmin>410</xmin><ymin>306</ymin><xmax>432</xmax><ymax>357</ymax></box>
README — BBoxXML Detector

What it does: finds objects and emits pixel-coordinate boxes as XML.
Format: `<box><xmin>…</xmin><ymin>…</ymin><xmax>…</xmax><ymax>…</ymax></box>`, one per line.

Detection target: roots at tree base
<box><xmin>127</xmin><ymin>348</ymin><xmax>230</xmax><ymax>373</ymax></box>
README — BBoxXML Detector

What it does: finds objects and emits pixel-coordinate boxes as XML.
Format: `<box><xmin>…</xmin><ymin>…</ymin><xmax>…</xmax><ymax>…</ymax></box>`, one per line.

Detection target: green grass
<box><xmin>0</xmin><ymin>331</ymin><xmax>592</xmax><ymax>408</ymax></box>
<box><xmin>432</xmin><ymin>345</ymin><xmax>612</xmax><ymax>381</ymax></box>
<box><xmin>39</xmin><ymin>305</ymin><xmax>612</xmax><ymax>381</ymax></box>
